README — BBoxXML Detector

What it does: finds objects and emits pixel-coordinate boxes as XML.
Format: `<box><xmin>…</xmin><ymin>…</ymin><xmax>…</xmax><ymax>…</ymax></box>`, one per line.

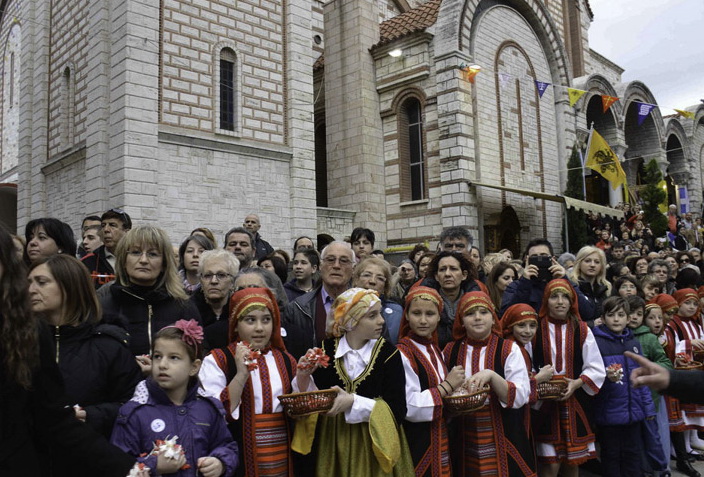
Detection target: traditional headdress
<box><xmin>673</xmin><ymin>288</ymin><xmax>700</xmax><ymax>317</ymax></box>
<box><xmin>538</xmin><ymin>278</ymin><xmax>580</xmax><ymax>321</ymax></box>
<box><xmin>651</xmin><ymin>293</ymin><xmax>679</xmax><ymax>314</ymax></box>
<box><xmin>500</xmin><ymin>303</ymin><xmax>538</xmax><ymax>339</ymax></box>
<box><xmin>398</xmin><ymin>286</ymin><xmax>443</xmax><ymax>343</ymax></box>
<box><xmin>328</xmin><ymin>288</ymin><xmax>381</xmax><ymax>338</ymax></box>
<box><xmin>228</xmin><ymin>287</ymin><xmax>285</xmax><ymax>350</ymax></box>
<box><xmin>452</xmin><ymin>291</ymin><xmax>498</xmax><ymax>340</ymax></box>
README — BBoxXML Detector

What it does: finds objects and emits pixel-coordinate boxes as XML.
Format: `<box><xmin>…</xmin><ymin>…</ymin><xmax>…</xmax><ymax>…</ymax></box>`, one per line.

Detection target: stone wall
<box><xmin>472</xmin><ymin>4</ymin><xmax>564</xmax><ymax>251</ymax></box>
<box><xmin>153</xmin><ymin>138</ymin><xmax>293</xmax><ymax>247</ymax></box>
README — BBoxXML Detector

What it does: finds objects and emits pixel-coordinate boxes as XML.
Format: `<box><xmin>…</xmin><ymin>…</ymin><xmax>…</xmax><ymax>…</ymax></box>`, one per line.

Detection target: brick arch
<box><xmin>456</xmin><ymin>0</ymin><xmax>571</xmax><ymax>85</ymax></box>
<box><xmin>617</xmin><ymin>80</ymin><xmax>664</xmax><ymax>137</ymax></box>
<box><xmin>490</xmin><ymin>39</ymin><xmax>547</xmax><ymax>237</ymax></box>
<box><xmin>393</xmin><ymin>88</ymin><xmax>429</xmax><ymax>202</ymax></box>
<box><xmin>575</xmin><ymin>73</ymin><xmax>623</xmax><ymax>119</ymax></box>
<box><xmin>390</xmin><ymin>87</ymin><xmax>427</xmax><ymax>112</ymax></box>
<box><xmin>664</xmin><ymin>119</ymin><xmax>691</xmax><ymax>161</ymax></box>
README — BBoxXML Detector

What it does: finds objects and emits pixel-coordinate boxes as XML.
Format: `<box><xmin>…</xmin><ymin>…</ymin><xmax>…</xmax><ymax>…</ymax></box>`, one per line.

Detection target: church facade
<box><xmin>0</xmin><ymin>0</ymin><xmax>702</xmax><ymax>256</ymax></box>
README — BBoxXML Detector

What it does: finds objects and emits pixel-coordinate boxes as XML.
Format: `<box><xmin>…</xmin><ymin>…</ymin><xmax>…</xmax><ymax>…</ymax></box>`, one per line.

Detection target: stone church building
<box><xmin>0</xmin><ymin>0</ymin><xmax>703</xmax><ymax>256</ymax></box>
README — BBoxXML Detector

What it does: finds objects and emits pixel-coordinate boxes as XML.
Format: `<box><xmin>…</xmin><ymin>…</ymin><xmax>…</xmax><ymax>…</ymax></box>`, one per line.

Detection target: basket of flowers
<box><xmin>675</xmin><ymin>353</ymin><xmax>703</xmax><ymax>371</ymax></box>
<box><xmin>279</xmin><ymin>389</ymin><xmax>338</xmax><ymax>418</ymax></box>
<box><xmin>537</xmin><ymin>377</ymin><xmax>568</xmax><ymax>400</ymax></box>
<box><xmin>442</xmin><ymin>383</ymin><xmax>490</xmax><ymax>415</ymax></box>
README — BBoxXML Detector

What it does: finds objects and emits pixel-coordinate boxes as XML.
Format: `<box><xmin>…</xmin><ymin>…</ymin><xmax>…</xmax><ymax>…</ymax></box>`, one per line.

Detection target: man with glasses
<box><xmin>81</xmin><ymin>208</ymin><xmax>132</xmax><ymax>288</ymax></box>
<box><xmin>283</xmin><ymin>241</ymin><xmax>354</xmax><ymax>358</ymax></box>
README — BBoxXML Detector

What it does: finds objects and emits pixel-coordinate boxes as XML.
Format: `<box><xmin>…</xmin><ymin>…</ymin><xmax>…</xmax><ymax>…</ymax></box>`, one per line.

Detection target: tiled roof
<box><xmin>376</xmin><ymin>0</ymin><xmax>441</xmax><ymax>47</ymax></box>
<box><xmin>314</xmin><ymin>0</ymin><xmax>441</xmax><ymax>70</ymax></box>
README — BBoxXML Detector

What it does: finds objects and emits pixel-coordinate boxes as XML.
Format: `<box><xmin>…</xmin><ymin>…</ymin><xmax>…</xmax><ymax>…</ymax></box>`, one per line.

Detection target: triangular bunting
<box><xmin>601</xmin><ymin>95</ymin><xmax>618</xmax><ymax>113</ymax></box>
<box><xmin>636</xmin><ymin>102</ymin><xmax>656</xmax><ymax>126</ymax></box>
<box><xmin>675</xmin><ymin>109</ymin><xmax>695</xmax><ymax>120</ymax></box>
<box><xmin>535</xmin><ymin>80</ymin><xmax>550</xmax><ymax>98</ymax></box>
<box><xmin>567</xmin><ymin>88</ymin><xmax>587</xmax><ymax>107</ymax></box>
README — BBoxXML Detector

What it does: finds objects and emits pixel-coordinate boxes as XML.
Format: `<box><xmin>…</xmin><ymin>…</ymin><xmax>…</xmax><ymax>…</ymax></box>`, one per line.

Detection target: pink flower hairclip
<box><xmin>172</xmin><ymin>319</ymin><xmax>204</xmax><ymax>348</ymax></box>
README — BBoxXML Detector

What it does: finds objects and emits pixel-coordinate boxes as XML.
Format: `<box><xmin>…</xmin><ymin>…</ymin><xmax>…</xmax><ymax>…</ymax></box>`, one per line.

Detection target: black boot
<box><xmin>677</xmin><ymin>459</ymin><xmax>702</xmax><ymax>477</ymax></box>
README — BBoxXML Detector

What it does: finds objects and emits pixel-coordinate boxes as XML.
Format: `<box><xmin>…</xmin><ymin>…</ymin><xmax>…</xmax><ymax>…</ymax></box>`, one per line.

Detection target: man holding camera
<box><xmin>500</xmin><ymin>239</ymin><xmax>595</xmax><ymax>321</ymax></box>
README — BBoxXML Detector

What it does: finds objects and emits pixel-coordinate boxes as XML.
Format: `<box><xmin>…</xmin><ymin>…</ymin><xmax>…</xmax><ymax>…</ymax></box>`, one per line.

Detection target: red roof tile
<box><xmin>377</xmin><ymin>0</ymin><xmax>441</xmax><ymax>47</ymax></box>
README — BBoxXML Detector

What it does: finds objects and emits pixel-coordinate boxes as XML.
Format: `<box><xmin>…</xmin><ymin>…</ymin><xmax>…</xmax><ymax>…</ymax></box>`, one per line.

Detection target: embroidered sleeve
<box><xmin>502</xmin><ymin>342</ymin><xmax>530</xmax><ymax>408</ymax></box>
<box><xmin>580</xmin><ymin>328</ymin><xmax>606</xmax><ymax>395</ymax></box>
<box><xmin>528</xmin><ymin>376</ymin><xmax>538</xmax><ymax>405</ymax></box>
<box><xmin>400</xmin><ymin>352</ymin><xmax>441</xmax><ymax>423</ymax></box>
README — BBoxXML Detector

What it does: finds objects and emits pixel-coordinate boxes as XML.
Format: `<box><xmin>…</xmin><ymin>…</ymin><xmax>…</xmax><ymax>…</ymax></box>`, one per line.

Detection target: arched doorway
<box><xmin>498</xmin><ymin>206</ymin><xmax>521</xmax><ymax>258</ymax></box>
<box><xmin>0</xmin><ymin>183</ymin><xmax>17</xmax><ymax>232</ymax></box>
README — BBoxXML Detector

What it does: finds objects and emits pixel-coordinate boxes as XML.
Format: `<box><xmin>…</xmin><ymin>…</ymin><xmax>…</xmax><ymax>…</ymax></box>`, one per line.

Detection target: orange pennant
<box><xmin>601</xmin><ymin>95</ymin><xmax>618</xmax><ymax>113</ymax></box>
<box><xmin>461</xmin><ymin>64</ymin><xmax>481</xmax><ymax>84</ymax></box>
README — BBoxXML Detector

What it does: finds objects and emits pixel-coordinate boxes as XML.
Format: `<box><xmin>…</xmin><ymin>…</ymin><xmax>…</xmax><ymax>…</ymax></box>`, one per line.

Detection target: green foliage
<box><xmin>563</xmin><ymin>145</ymin><xmax>589</xmax><ymax>252</ymax></box>
<box><xmin>640</xmin><ymin>159</ymin><xmax>668</xmax><ymax>237</ymax></box>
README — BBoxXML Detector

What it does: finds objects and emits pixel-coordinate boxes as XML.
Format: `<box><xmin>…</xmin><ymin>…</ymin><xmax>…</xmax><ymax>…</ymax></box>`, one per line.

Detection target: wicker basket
<box><xmin>443</xmin><ymin>386</ymin><xmax>490</xmax><ymax>415</ymax></box>
<box><xmin>693</xmin><ymin>350</ymin><xmax>704</xmax><ymax>362</ymax></box>
<box><xmin>278</xmin><ymin>389</ymin><xmax>338</xmax><ymax>417</ymax></box>
<box><xmin>675</xmin><ymin>360</ymin><xmax>703</xmax><ymax>371</ymax></box>
<box><xmin>537</xmin><ymin>377</ymin><xmax>567</xmax><ymax>400</ymax></box>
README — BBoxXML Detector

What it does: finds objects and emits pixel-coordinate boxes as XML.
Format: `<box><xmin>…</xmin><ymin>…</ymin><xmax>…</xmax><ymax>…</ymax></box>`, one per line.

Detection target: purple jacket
<box><xmin>111</xmin><ymin>379</ymin><xmax>238</xmax><ymax>476</ymax></box>
<box><xmin>592</xmin><ymin>325</ymin><xmax>655</xmax><ymax>427</ymax></box>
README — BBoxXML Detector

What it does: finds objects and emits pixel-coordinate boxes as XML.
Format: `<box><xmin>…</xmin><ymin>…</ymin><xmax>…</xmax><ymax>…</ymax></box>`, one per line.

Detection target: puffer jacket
<box><xmin>576</xmin><ymin>279</ymin><xmax>609</xmax><ymax>325</ymax></box>
<box><xmin>49</xmin><ymin>321</ymin><xmax>142</xmax><ymax>437</ymax></box>
<box><xmin>592</xmin><ymin>325</ymin><xmax>655</xmax><ymax>426</ymax></box>
<box><xmin>632</xmin><ymin>324</ymin><xmax>672</xmax><ymax>409</ymax></box>
<box><xmin>100</xmin><ymin>283</ymin><xmax>201</xmax><ymax>356</ymax></box>
<box><xmin>111</xmin><ymin>379</ymin><xmax>238</xmax><ymax>476</ymax></box>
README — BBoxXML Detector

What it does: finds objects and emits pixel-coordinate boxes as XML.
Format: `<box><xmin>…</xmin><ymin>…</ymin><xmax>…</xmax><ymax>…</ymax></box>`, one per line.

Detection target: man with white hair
<box><xmin>282</xmin><ymin>241</ymin><xmax>354</xmax><ymax>358</ymax></box>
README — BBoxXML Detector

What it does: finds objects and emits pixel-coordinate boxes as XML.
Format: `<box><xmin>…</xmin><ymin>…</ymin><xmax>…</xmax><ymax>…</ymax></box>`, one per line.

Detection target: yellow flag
<box><xmin>675</xmin><ymin>109</ymin><xmax>695</xmax><ymax>119</ymax></box>
<box><xmin>585</xmin><ymin>129</ymin><xmax>628</xmax><ymax>193</ymax></box>
<box><xmin>568</xmin><ymin>88</ymin><xmax>587</xmax><ymax>107</ymax></box>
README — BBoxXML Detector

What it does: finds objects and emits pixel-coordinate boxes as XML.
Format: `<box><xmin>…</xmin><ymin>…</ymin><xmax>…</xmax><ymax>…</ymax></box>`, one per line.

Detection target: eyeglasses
<box><xmin>127</xmin><ymin>250</ymin><xmax>161</xmax><ymax>260</ymax></box>
<box><xmin>323</xmin><ymin>256</ymin><xmax>353</xmax><ymax>266</ymax></box>
<box><xmin>201</xmin><ymin>272</ymin><xmax>232</xmax><ymax>282</ymax></box>
<box><xmin>359</xmin><ymin>272</ymin><xmax>387</xmax><ymax>283</ymax></box>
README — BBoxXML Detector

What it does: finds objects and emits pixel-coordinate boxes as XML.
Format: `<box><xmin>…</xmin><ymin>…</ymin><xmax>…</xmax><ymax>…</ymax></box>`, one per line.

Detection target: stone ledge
<box><xmin>158</xmin><ymin>130</ymin><xmax>292</xmax><ymax>162</ymax></box>
<box><xmin>41</xmin><ymin>142</ymin><xmax>87</xmax><ymax>175</ymax></box>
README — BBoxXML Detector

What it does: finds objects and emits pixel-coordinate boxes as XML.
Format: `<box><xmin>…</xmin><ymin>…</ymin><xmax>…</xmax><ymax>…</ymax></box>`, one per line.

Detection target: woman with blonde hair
<box><xmin>568</xmin><ymin>246</ymin><xmax>611</xmax><ymax>325</ymax></box>
<box><xmin>100</xmin><ymin>225</ymin><xmax>200</xmax><ymax>360</ymax></box>
<box><xmin>353</xmin><ymin>257</ymin><xmax>404</xmax><ymax>344</ymax></box>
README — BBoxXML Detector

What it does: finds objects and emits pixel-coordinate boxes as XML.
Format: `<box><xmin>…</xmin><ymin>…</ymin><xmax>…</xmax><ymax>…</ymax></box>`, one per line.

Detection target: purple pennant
<box><xmin>535</xmin><ymin>80</ymin><xmax>550</xmax><ymax>98</ymax></box>
<box><xmin>636</xmin><ymin>102</ymin><xmax>656</xmax><ymax>126</ymax></box>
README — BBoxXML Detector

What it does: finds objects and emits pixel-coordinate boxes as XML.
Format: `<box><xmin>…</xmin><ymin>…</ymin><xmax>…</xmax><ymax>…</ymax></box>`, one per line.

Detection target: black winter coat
<box><xmin>190</xmin><ymin>288</ymin><xmax>232</xmax><ymax>351</ymax></box>
<box><xmin>0</xmin><ymin>320</ymin><xmax>134</xmax><ymax>476</ymax></box>
<box><xmin>49</xmin><ymin>321</ymin><xmax>142</xmax><ymax>437</ymax></box>
<box><xmin>100</xmin><ymin>283</ymin><xmax>201</xmax><ymax>356</ymax></box>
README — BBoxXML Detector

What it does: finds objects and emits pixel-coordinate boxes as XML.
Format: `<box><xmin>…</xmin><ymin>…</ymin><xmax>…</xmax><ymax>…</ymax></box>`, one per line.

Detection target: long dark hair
<box><xmin>1</xmin><ymin>226</ymin><xmax>38</xmax><ymax>389</ymax></box>
<box><xmin>23</xmin><ymin>217</ymin><xmax>77</xmax><ymax>263</ymax></box>
<box><xmin>486</xmin><ymin>262</ymin><xmax>517</xmax><ymax>310</ymax></box>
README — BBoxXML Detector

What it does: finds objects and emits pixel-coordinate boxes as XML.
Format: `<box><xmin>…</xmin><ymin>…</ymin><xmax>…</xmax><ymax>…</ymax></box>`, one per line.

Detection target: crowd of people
<box><xmin>3</xmin><ymin>203</ymin><xmax>704</xmax><ymax>477</ymax></box>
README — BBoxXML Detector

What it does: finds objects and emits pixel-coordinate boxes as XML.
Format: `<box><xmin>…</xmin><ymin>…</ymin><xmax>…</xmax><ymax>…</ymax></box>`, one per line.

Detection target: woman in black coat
<box><xmin>28</xmin><ymin>255</ymin><xmax>142</xmax><ymax>438</ymax></box>
<box><xmin>99</xmin><ymin>225</ymin><xmax>201</xmax><ymax>361</ymax></box>
<box><xmin>0</xmin><ymin>226</ymin><xmax>134</xmax><ymax>477</ymax></box>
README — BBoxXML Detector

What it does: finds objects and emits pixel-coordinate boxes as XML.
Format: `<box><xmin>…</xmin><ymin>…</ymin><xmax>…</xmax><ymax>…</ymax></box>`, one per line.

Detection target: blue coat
<box><xmin>500</xmin><ymin>276</ymin><xmax>596</xmax><ymax>321</ymax></box>
<box><xmin>111</xmin><ymin>379</ymin><xmax>238</xmax><ymax>476</ymax></box>
<box><xmin>592</xmin><ymin>325</ymin><xmax>655</xmax><ymax>427</ymax></box>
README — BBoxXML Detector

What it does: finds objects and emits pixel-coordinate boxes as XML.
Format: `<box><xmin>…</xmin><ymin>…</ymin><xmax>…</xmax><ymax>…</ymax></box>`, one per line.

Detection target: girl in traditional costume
<box><xmin>199</xmin><ymin>287</ymin><xmax>297</xmax><ymax>477</ymax></box>
<box><xmin>663</xmin><ymin>289</ymin><xmax>704</xmax><ymax>476</ymax></box>
<box><xmin>294</xmin><ymin>287</ymin><xmax>414</xmax><ymax>476</ymax></box>
<box><xmin>442</xmin><ymin>291</ymin><xmax>535</xmax><ymax>477</ymax></box>
<box><xmin>396</xmin><ymin>286</ymin><xmax>465</xmax><ymax>477</ymax></box>
<box><xmin>531</xmin><ymin>279</ymin><xmax>605</xmax><ymax>477</ymax></box>
<box><xmin>500</xmin><ymin>303</ymin><xmax>554</xmax><ymax>404</ymax></box>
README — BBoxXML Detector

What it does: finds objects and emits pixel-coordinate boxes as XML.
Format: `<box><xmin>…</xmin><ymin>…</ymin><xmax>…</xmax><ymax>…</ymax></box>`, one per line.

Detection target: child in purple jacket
<box><xmin>592</xmin><ymin>297</ymin><xmax>655</xmax><ymax>477</ymax></box>
<box><xmin>111</xmin><ymin>320</ymin><xmax>238</xmax><ymax>476</ymax></box>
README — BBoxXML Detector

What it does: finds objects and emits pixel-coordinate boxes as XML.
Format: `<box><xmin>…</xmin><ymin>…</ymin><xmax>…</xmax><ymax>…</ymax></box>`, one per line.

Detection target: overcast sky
<box><xmin>587</xmin><ymin>0</ymin><xmax>703</xmax><ymax>113</ymax></box>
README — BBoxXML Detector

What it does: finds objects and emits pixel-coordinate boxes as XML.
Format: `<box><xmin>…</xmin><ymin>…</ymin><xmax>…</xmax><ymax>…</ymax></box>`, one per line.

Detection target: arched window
<box><xmin>398</xmin><ymin>97</ymin><xmax>426</xmax><ymax>201</ymax></box>
<box><xmin>61</xmin><ymin>66</ymin><xmax>75</xmax><ymax>149</ymax></box>
<box><xmin>219</xmin><ymin>48</ymin><xmax>236</xmax><ymax>132</ymax></box>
